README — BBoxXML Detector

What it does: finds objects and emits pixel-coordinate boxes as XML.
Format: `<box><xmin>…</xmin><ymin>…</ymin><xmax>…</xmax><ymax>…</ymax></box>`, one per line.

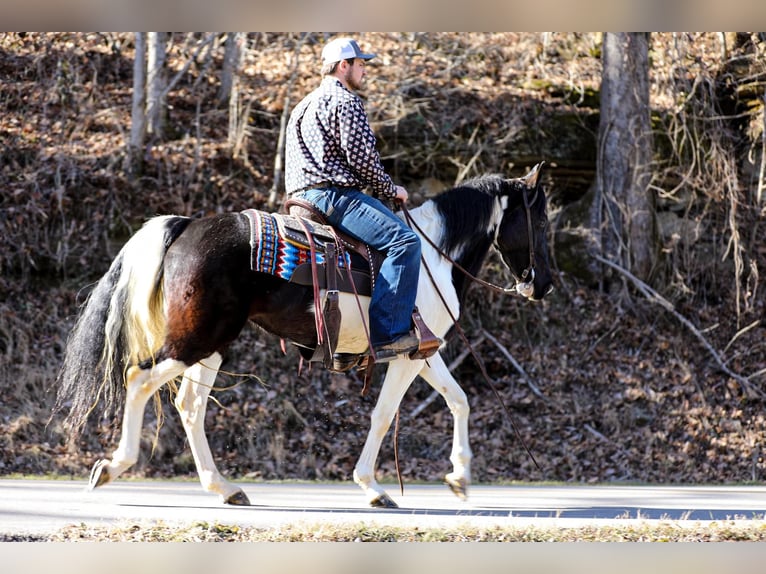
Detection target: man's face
<box><xmin>343</xmin><ymin>58</ymin><xmax>367</xmax><ymax>91</ymax></box>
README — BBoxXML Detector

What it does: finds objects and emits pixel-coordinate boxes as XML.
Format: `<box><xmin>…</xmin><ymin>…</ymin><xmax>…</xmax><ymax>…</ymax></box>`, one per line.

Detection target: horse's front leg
<box><xmin>174</xmin><ymin>354</ymin><xmax>250</xmax><ymax>506</ymax></box>
<box><xmin>89</xmin><ymin>358</ymin><xmax>187</xmax><ymax>489</ymax></box>
<box><xmin>353</xmin><ymin>359</ymin><xmax>423</xmax><ymax>508</ymax></box>
<box><xmin>419</xmin><ymin>353</ymin><xmax>472</xmax><ymax>500</ymax></box>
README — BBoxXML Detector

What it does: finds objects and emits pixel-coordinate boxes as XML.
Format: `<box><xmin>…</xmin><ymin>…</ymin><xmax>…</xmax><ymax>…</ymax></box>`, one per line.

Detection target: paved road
<box><xmin>1</xmin><ymin>479</ymin><xmax>765</xmax><ymax>536</ymax></box>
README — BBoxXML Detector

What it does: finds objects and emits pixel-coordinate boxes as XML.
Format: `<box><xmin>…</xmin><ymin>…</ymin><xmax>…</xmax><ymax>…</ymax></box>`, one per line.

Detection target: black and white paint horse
<box><xmin>56</xmin><ymin>163</ymin><xmax>553</xmax><ymax>508</ymax></box>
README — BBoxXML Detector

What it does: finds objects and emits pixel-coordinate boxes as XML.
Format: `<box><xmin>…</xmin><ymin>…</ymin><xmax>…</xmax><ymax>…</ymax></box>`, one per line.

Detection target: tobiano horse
<box><xmin>55</xmin><ymin>163</ymin><xmax>553</xmax><ymax>508</ymax></box>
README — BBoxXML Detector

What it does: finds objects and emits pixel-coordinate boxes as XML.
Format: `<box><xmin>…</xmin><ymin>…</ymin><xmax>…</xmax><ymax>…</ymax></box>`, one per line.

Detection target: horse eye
<box><xmin>539</xmin><ymin>219</ymin><xmax>548</xmax><ymax>229</ymax></box>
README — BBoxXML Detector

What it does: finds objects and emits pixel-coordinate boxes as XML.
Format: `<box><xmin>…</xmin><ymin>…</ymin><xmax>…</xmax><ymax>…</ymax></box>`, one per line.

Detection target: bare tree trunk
<box><xmin>128</xmin><ymin>32</ymin><xmax>147</xmax><ymax>176</ymax></box>
<box><xmin>268</xmin><ymin>33</ymin><xmax>309</xmax><ymax>209</ymax></box>
<box><xmin>592</xmin><ymin>32</ymin><xmax>656</xmax><ymax>285</ymax></box>
<box><xmin>146</xmin><ymin>32</ymin><xmax>168</xmax><ymax>140</ymax></box>
<box><xmin>220</xmin><ymin>32</ymin><xmax>245</xmax><ymax>105</ymax></box>
<box><xmin>222</xmin><ymin>33</ymin><xmax>248</xmax><ymax>153</ymax></box>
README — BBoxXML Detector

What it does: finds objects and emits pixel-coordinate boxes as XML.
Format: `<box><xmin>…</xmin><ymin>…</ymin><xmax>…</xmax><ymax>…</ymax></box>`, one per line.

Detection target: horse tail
<box><xmin>54</xmin><ymin>215</ymin><xmax>191</xmax><ymax>441</ymax></box>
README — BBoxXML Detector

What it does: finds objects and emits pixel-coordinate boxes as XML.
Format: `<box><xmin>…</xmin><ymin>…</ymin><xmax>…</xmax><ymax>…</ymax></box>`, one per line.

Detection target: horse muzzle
<box><xmin>514</xmin><ymin>268</ymin><xmax>536</xmax><ymax>299</ymax></box>
<box><xmin>515</xmin><ymin>279</ymin><xmax>535</xmax><ymax>299</ymax></box>
<box><xmin>514</xmin><ymin>269</ymin><xmax>554</xmax><ymax>301</ymax></box>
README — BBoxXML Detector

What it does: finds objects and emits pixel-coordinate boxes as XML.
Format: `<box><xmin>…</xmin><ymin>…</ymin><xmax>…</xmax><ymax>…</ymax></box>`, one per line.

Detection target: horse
<box><xmin>55</xmin><ymin>163</ymin><xmax>553</xmax><ymax>509</ymax></box>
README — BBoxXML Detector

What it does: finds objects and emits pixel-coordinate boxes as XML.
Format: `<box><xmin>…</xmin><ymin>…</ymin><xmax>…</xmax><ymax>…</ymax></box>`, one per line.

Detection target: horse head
<box><xmin>495</xmin><ymin>163</ymin><xmax>554</xmax><ymax>301</ymax></box>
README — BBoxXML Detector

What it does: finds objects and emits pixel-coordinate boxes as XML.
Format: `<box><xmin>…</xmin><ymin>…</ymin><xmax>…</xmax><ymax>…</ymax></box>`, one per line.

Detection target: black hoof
<box><xmin>88</xmin><ymin>460</ymin><xmax>111</xmax><ymax>490</ymax></box>
<box><xmin>369</xmin><ymin>493</ymin><xmax>399</xmax><ymax>508</ymax></box>
<box><xmin>445</xmin><ymin>476</ymin><xmax>468</xmax><ymax>501</ymax></box>
<box><xmin>224</xmin><ymin>491</ymin><xmax>251</xmax><ymax>506</ymax></box>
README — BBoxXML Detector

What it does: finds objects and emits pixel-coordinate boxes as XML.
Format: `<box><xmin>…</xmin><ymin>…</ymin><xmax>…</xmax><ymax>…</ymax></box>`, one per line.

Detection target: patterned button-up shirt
<box><xmin>285</xmin><ymin>76</ymin><xmax>396</xmax><ymax>200</ymax></box>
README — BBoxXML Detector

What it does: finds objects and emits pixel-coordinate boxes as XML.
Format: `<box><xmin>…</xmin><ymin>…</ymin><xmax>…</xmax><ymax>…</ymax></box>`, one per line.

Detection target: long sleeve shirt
<box><xmin>285</xmin><ymin>76</ymin><xmax>396</xmax><ymax>200</ymax></box>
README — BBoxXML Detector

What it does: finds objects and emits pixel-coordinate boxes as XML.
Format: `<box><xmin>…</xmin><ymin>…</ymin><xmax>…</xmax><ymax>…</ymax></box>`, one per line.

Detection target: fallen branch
<box><xmin>724</xmin><ymin>319</ymin><xmax>760</xmax><ymax>354</ymax></box>
<box><xmin>482</xmin><ymin>329</ymin><xmax>547</xmax><ymax>401</ymax></box>
<box><xmin>593</xmin><ymin>254</ymin><xmax>764</xmax><ymax>399</ymax></box>
<box><xmin>584</xmin><ymin>423</ymin><xmax>612</xmax><ymax>444</ymax></box>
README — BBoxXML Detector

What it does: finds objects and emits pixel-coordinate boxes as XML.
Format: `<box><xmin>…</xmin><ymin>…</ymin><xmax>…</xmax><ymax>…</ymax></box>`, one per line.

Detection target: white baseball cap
<box><xmin>321</xmin><ymin>37</ymin><xmax>376</xmax><ymax>65</ymax></box>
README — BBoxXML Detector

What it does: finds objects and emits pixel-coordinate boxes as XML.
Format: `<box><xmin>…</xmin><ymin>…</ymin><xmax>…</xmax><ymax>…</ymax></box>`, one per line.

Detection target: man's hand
<box><xmin>393</xmin><ymin>185</ymin><xmax>409</xmax><ymax>203</ymax></box>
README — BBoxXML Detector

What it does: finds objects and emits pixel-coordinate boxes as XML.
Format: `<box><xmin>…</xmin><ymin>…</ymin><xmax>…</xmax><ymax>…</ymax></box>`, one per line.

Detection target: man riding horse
<box><xmin>54</xmin><ymin>35</ymin><xmax>554</xmax><ymax>508</ymax></box>
<box><xmin>284</xmin><ymin>36</ymin><xmax>440</xmax><ymax>362</ymax></box>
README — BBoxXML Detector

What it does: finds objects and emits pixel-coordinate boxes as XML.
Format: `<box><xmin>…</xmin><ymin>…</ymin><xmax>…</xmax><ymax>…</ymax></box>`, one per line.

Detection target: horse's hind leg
<box><xmin>174</xmin><ymin>353</ymin><xmax>250</xmax><ymax>506</ymax></box>
<box><xmin>89</xmin><ymin>359</ymin><xmax>188</xmax><ymax>490</ymax></box>
<box><xmin>419</xmin><ymin>354</ymin><xmax>472</xmax><ymax>500</ymax></box>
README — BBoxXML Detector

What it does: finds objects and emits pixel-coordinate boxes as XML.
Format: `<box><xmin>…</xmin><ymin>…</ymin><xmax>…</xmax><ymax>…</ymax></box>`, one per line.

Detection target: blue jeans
<box><xmin>294</xmin><ymin>187</ymin><xmax>421</xmax><ymax>347</ymax></box>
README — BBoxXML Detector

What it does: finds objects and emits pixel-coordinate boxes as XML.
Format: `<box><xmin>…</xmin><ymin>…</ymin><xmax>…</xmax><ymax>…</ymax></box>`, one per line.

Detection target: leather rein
<box><xmin>399</xmin><ymin>187</ymin><xmax>542</xmax><ymax>471</ymax></box>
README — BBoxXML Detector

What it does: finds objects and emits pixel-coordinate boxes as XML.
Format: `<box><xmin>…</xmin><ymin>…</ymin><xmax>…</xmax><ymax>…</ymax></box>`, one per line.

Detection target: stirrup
<box><xmin>409</xmin><ymin>307</ymin><xmax>442</xmax><ymax>360</ymax></box>
<box><xmin>331</xmin><ymin>353</ymin><xmax>361</xmax><ymax>372</ymax></box>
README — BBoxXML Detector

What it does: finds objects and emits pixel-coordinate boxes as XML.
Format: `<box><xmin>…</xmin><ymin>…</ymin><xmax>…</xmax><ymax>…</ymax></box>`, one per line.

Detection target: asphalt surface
<box><xmin>1</xmin><ymin>479</ymin><xmax>766</xmax><ymax>536</ymax></box>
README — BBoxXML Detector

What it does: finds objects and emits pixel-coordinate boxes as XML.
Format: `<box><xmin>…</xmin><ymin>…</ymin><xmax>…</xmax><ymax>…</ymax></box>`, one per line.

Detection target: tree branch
<box><xmin>482</xmin><ymin>329</ymin><xmax>547</xmax><ymax>401</ymax></box>
<box><xmin>162</xmin><ymin>33</ymin><xmax>218</xmax><ymax>99</ymax></box>
<box><xmin>593</xmin><ymin>254</ymin><xmax>764</xmax><ymax>399</ymax></box>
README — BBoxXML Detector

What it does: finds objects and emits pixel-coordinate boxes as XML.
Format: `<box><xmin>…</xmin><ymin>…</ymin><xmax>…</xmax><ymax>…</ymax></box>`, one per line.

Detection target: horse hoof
<box><xmin>445</xmin><ymin>476</ymin><xmax>469</xmax><ymax>501</ymax></box>
<box><xmin>369</xmin><ymin>493</ymin><xmax>399</xmax><ymax>509</ymax></box>
<box><xmin>224</xmin><ymin>491</ymin><xmax>251</xmax><ymax>506</ymax></box>
<box><xmin>88</xmin><ymin>459</ymin><xmax>112</xmax><ymax>490</ymax></box>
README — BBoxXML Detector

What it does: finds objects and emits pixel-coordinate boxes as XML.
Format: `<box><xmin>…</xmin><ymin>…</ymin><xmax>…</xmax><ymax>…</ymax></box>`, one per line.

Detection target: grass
<box><xmin>34</xmin><ymin>520</ymin><xmax>766</xmax><ymax>542</ymax></box>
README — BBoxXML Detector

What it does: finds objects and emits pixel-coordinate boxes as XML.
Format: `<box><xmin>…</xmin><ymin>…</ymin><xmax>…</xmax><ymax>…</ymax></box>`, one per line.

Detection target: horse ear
<box><xmin>522</xmin><ymin>162</ymin><xmax>545</xmax><ymax>188</ymax></box>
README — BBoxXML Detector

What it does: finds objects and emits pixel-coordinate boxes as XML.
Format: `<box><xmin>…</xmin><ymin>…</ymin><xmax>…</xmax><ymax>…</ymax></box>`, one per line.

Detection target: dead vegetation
<box><xmin>1</xmin><ymin>32</ymin><xmax>765</xmax><ymax>487</ymax></box>
<box><xmin>36</xmin><ymin>519</ymin><xmax>766</xmax><ymax>542</ymax></box>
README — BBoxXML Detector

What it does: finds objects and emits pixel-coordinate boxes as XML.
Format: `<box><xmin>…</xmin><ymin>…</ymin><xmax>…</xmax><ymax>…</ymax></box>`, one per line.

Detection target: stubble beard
<box><xmin>344</xmin><ymin>68</ymin><xmax>363</xmax><ymax>92</ymax></box>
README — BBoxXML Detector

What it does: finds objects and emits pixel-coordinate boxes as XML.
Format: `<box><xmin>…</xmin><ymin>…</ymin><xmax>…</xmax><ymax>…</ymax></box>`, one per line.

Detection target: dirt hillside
<box><xmin>1</xmin><ymin>32</ymin><xmax>765</xmax><ymax>487</ymax></box>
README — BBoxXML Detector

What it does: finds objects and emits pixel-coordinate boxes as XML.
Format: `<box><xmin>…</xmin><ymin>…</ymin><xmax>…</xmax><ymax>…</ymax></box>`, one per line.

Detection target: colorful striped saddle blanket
<box><xmin>242</xmin><ymin>209</ymin><xmax>374</xmax><ymax>296</ymax></box>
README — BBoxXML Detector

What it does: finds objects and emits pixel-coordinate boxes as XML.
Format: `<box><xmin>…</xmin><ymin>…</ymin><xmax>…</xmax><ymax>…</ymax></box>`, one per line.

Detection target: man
<box><xmin>285</xmin><ymin>37</ymin><xmax>436</xmax><ymax>362</ymax></box>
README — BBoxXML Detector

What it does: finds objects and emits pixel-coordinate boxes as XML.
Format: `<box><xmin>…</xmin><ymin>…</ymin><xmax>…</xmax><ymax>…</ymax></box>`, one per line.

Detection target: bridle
<box><xmin>403</xmin><ymin>183</ymin><xmax>541</xmax><ymax>298</ymax></box>
<box><xmin>505</xmin><ymin>182</ymin><xmax>540</xmax><ymax>298</ymax></box>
